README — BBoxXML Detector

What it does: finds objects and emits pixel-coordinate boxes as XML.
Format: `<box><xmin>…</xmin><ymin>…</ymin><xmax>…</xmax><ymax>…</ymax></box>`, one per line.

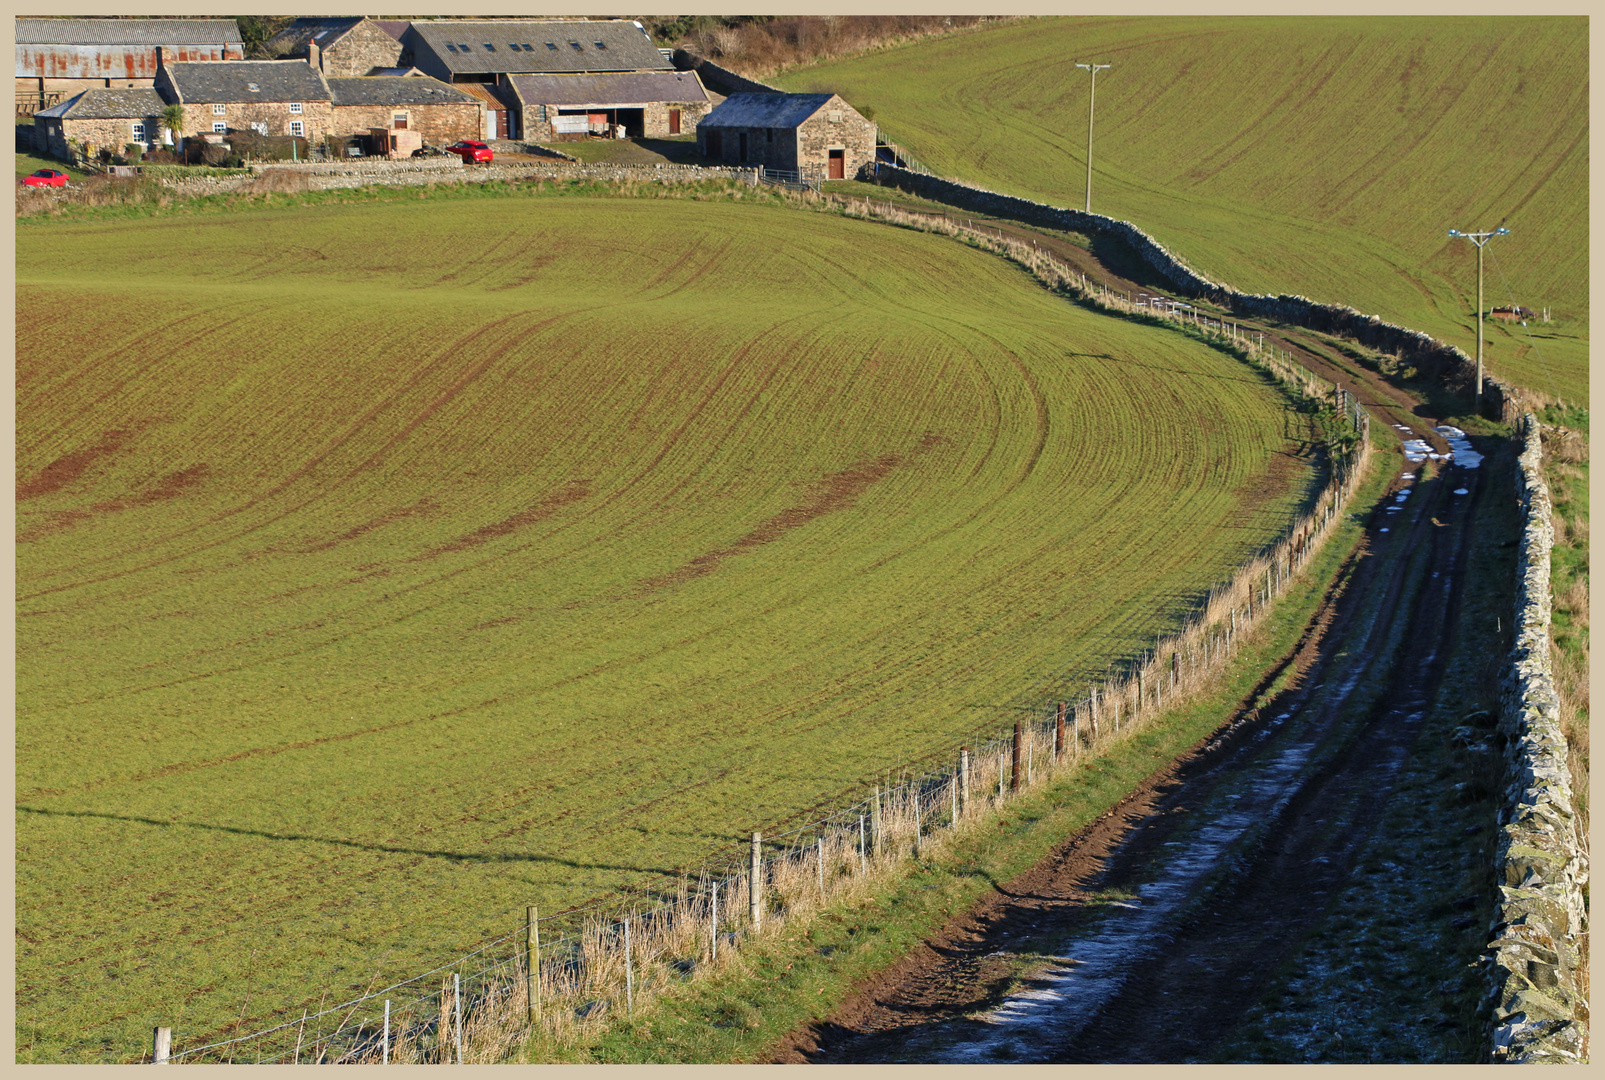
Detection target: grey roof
<box><xmin>699</xmin><ymin>93</ymin><xmax>836</xmax><ymax>130</ymax></box>
<box><xmin>43</xmin><ymin>87</ymin><xmax>167</xmax><ymax>119</ymax></box>
<box><xmin>166</xmin><ymin>60</ymin><xmax>331</xmax><ymax>104</ymax></box>
<box><xmin>16</xmin><ymin>18</ymin><xmax>241</xmax><ymax>46</ymax></box>
<box><xmin>372</xmin><ymin>20</ymin><xmax>412</xmax><ymax>42</ymax></box>
<box><xmin>328</xmin><ymin>76</ymin><xmax>476</xmax><ymax>107</ymax></box>
<box><xmin>33</xmin><ymin>92</ymin><xmax>84</xmax><ymax>120</ymax></box>
<box><xmin>268</xmin><ymin>18</ymin><xmax>366</xmax><ymax>53</ymax></box>
<box><xmin>409</xmin><ymin>20</ymin><xmax>669</xmax><ymax>75</ymax></box>
<box><xmin>510</xmin><ymin>71</ymin><xmax>706</xmax><ymax>107</ymax></box>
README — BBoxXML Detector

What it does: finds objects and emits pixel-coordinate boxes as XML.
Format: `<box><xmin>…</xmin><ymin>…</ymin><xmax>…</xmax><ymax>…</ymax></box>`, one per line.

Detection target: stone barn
<box><xmin>33</xmin><ymin>87</ymin><xmax>166</xmax><ymax>159</ymax></box>
<box><xmin>509</xmin><ymin>70</ymin><xmax>709</xmax><ymax>140</ymax></box>
<box><xmin>16</xmin><ymin>17</ymin><xmax>243</xmax><ymax>117</ymax></box>
<box><xmin>697</xmin><ymin>93</ymin><xmax>875</xmax><ymax>180</ymax></box>
<box><xmin>268</xmin><ymin>18</ymin><xmax>409</xmax><ymax>78</ymax></box>
<box><xmin>328</xmin><ymin>77</ymin><xmax>483</xmax><ymax>146</ymax></box>
<box><xmin>155</xmin><ymin>59</ymin><xmax>333</xmax><ymax>144</ymax></box>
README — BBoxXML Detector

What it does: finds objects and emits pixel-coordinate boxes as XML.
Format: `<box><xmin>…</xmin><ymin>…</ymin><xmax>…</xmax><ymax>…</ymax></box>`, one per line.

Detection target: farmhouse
<box><xmin>156</xmin><ymin>59</ymin><xmax>333</xmax><ymax>143</ymax></box>
<box><xmin>267</xmin><ymin>18</ymin><xmax>408</xmax><ymax>78</ymax></box>
<box><xmin>510</xmin><ymin>71</ymin><xmax>708</xmax><ymax>140</ymax></box>
<box><xmin>32</xmin><ymin>87</ymin><xmax>166</xmax><ymax>159</ymax></box>
<box><xmin>15</xmin><ymin>17</ymin><xmax>243</xmax><ymax>117</ymax></box>
<box><xmin>698</xmin><ymin>93</ymin><xmax>875</xmax><ymax>180</ymax></box>
<box><xmin>327</xmin><ymin>77</ymin><xmax>483</xmax><ymax>146</ymax></box>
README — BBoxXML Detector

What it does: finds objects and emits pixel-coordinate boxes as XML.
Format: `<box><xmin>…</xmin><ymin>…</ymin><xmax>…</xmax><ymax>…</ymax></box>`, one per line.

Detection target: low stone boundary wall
<box><xmin>159</xmin><ymin>160</ymin><xmax>759</xmax><ymax>198</ymax></box>
<box><xmin>1486</xmin><ymin>413</ymin><xmax>1588</xmax><ymax>1063</ymax></box>
<box><xmin>874</xmin><ymin>164</ymin><xmax>1522</xmax><ymax>421</ymax></box>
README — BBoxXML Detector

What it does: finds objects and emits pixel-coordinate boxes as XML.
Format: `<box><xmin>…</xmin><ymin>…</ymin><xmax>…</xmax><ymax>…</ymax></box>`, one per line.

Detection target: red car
<box><xmin>22</xmin><ymin>168</ymin><xmax>69</xmax><ymax>188</ymax></box>
<box><xmin>445</xmin><ymin>140</ymin><xmax>494</xmax><ymax>163</ymax></box>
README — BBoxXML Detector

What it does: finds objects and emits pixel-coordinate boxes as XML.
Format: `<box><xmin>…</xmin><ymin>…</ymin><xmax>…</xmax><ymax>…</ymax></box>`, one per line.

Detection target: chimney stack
<box><xmin>307</xmin><ymin>40</ymin><xmax>321</xmax><ymax>72</ymax></box>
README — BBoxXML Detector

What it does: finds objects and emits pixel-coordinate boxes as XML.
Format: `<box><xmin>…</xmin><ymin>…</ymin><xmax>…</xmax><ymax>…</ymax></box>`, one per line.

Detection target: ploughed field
<box><xmin>778</xmin><ymin>15</ymin><xmax>1589</xmax><ymax>403</ymax></box>
<box><xmin>15</xmin><ymin>195</ymin><xmax>1313</xmax><ymax>1061</ymax></box>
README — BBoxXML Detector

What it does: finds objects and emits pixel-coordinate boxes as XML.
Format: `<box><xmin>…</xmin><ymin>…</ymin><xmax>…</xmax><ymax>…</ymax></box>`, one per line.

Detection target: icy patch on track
<box><xmin>935</xmin><ymin>734</ymin><xmax>1319</xmax><ymax>1063</ymax></box>
<box><xmin>1434</xmin><ymin>426</ymin><xmax>1482</xmax><ymax>468</ymax></box>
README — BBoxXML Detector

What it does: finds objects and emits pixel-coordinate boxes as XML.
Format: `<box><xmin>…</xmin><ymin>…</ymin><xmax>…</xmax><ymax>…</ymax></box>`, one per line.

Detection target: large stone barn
<box><xmin>509</xmin><ymin>70</ymin><xmax>709</xmax><ymax>140</ymax></box>
<box><xmin>32</xmin><ymin>87</ymin><xmax>167</xmax><ymax>159</ymax></box>
<box><xmin>402</xmin><ymin>19</ymin><xmax>671</xmax><ymax>86</ymax></box>
<box><xmin>15</xmin><ymin>17</ymin><xmax>243</xmax><ymax>117</ymax></box>
<box><xmin>267</xmin><ymin>18</ymin><xmax>409</xmax><ymax>78</ymax></box>
<box><xmin>155</xmin><ymin>59</ymin><xmax>333</xmax><ymax>144</ymax></box>
<box><xmin>697</xmin><ymin>93</ymin><xmax>875</xmax><ymax>180</ymax></box>
<box><xmin>327</xmin><ymin>77</ymin><xmax>483</xmax><ymax>146</ymax></box>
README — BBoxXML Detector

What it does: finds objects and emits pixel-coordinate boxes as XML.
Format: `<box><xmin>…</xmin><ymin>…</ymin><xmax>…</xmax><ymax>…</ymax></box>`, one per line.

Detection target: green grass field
<box><xmin>16</xmin><ymin>192</ymin><xmax>1315</xmax><ymax>1061</ymax></box>
<box><xmin>772</xmin><ymin>16</ymin><xmax>1588</xmax><ymax>404</ymax></box>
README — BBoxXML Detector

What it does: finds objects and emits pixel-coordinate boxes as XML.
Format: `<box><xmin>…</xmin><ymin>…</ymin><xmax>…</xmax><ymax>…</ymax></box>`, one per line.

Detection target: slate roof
<box><xmin>409</xmin><ymin>20</ymin><xmax>669</xmax><ymax>75</ymax></box>
<box><xmin>372</xmin><ymin>20</ymin><xmax>412</xmax><ymax>43</ymax></box>
<box><xmin>698</xmin><ymin>93</ymin><xmax>836</xmax><ymax>130</ymax></box>
<box><xmin>16</xmin><ymin>18</ymin><xmax>241</xmax><ymax>46</ymax></box>
<box><xmin>36</xmin><ymin>87</ymin><xmax>166</xmax><ymax>119</ymax></box>
<box><xmin>165</xmin><ymin>60</ymin><xmax>331</xmax><ymax>104</ymax></box>
<box><xmin>268</xmin><ymin>17</ymin><xmax>366</xmax><ymax>54</ymax></box>
<box><xmin>510</xmin><ymin>71</ymin><xmax>706</xmax><ymax>107</ymax></box>
<box><xmin>327</xmin><ymin>77</ymin><xmax>476</xmax><ymax>108</ymax></box>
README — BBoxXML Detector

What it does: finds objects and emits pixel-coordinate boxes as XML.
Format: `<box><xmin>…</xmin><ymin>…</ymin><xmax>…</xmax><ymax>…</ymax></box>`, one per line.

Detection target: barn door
<box><xmin>828</xmin><ymin>148</ymin><xmax>845</xmax><ymax>179</ymax></box>
<box><xmin>668</xmin><ymin>108</ymin><xmax>681</xmax><ymax>135</ymax></box>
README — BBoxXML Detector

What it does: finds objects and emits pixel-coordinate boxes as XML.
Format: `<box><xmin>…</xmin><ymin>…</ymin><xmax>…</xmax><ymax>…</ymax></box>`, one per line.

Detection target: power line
<box><xmin>1075</xmin><ymin>62</ymin><xmax>1112</xmax><ymax>214</ymax></box>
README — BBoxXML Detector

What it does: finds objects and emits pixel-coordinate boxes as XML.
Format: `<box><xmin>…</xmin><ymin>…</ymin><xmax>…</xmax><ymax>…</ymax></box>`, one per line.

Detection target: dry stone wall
<box><xmin>874</xmin><ymin>165</ymin><xmax>1522</xmax><ymax>422</ymax></box>
<box><xmin>158</xmin><ymin>157</ymin><xmax>758</xmax><ymax>197</ymax></box>
<box><xmin>1486</xmin><ymin>413</ymin><xmax>1588</xmax><ymax>1063</ymax></box>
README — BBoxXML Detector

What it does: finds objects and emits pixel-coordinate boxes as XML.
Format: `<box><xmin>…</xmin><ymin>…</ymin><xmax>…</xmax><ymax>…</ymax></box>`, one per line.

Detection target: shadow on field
<box><xmin>16</xmin><ymin>804</ymin><xmax>681</xmax><ymax>875</ymax></box>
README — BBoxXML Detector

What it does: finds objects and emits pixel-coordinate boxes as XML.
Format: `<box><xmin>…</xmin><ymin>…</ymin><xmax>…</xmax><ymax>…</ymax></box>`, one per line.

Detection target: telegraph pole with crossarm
<box><xmin>1076</xmin><ymin>62</ymin><xmax>1111</xmax><ymax>214</ymax></box>
<box><xmin>1448</xmin><ymin>223</ymin><xmax>1509</xmax><ymax>412</ymax></box>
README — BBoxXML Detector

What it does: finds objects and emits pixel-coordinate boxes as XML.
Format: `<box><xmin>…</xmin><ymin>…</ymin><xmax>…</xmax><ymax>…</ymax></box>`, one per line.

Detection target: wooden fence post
<box><xmin>913</xmin><ymin>785</ymin><xmax>924</xmax><ymax>856</ymax></box>
<box><xmin>960</xmin><ymin>748</ymin><xmax>971</xmax><ymax>814</ymax></box>
<box><xmin>818</xmin><ymin>835</ymin><xmax>826</xmax><ymax>897</ymax></box>
<box><xmin>750</xmin><ymin>832</ymin><xmax>763</xmax><ymax>931</ymax></box>
<box><xmin>871</xmin><ymin>788</ymin><xmax>883</xmax><ymax>856</ymax></box>
<box><xmin>858</xmin><ymin>815</ymin><xmax>868</xmax><ymax>874</ymax></box>
<box><xmin>1055</xmin><ymin>702</ymin><xmax>1066</xmax><ymax>759</ymax></box>
<box><xmin>1011</xmin><ymin>721</ymin><xmax>1022</xmax><ymax>791</ymax></box>
<box><xmin>527</xmin><ymin>906</ymin><xmax>540</xmax><ymax>1023</ymax></box>
<box><xmin>153</xmin><ymin>1026</ymin><xmax>171</xmax><ymax>1065</ymax></box>
<box><xmin>710</xmin><ymin>881</ymin><xmax>719</xmax><ymax>962</ymax></box>
<box><xmin>1072</xmin><ymin>705</ymin><xmax>1081</xmax><ymax>758</ymax></box>
<box><xmin>382</xmin><ymin>1002</ymin><xmax>390</xmax><ymax>1065</ymax></box>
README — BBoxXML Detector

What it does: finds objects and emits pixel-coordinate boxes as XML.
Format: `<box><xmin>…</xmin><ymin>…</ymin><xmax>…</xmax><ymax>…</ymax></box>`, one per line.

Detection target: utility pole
<box><xmin>1448</xmin><ymin>224</ymin><xmax>1509</xmax><ymax>411</ymax></box>
<box><xmin>1075</xmin><ymin>62</ymin><xmax>1112</xmax><ymax>214</ymax></box>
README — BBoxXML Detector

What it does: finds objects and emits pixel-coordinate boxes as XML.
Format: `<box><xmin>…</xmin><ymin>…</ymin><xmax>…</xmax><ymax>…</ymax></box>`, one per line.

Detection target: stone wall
<box><xmin>51</xmin><ymin>114</ymin><xmax>161</xmax><ymax>158</ymax></box>
<box><xmin>329</xmin><ymin>101</ymin><xmax>481</xmax><ymax>146</ymax></box>
<box><xmin>1486</xmin><ymin>413</ymin><xmax>1588</xmax><ymax>1063</ymax></box>
<box><xmin>874</xmin><ymin>164</ymin><xmax>1524</xmax><ymax>422</ymax></box>
<box><xmin>160</xmin><ymin>158</ymin><xmax>759</xmax><ymax>197</ymax></box>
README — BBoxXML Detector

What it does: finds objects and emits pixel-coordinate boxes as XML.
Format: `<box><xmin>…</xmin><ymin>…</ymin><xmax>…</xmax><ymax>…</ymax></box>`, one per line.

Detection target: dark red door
<box><xmin>668</xmin><ymin>108</ymin><xmax>681</xmax><ymax>135</ymax></box>
<box><xmin>828</xmin><ymin>149</ymin><xmax>845</xmax><ymax>179</ymax></box>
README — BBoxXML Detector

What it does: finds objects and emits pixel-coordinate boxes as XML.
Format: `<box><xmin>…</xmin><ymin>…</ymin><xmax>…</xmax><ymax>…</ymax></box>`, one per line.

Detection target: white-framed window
<box><xmin>131</xmin><ymin>122</ymin><xmax>145</xmax><ymax>142</ymax></box>
<box><xmin>213</xmin><ymin>121</ymin><xmax>227</xmax><ymax>133</ymax></box>
<box><xmin>289</xmin><ymin>120</ymin><xmax>304</xmax><ymax>137</ymax></box>
<box><xmin>213</xmin><ymin>103</ymin><xmax>226</xmax><ymax>115</ymax></box>
<box><xmin>289</xmin><ymin>102</ymin><xmax>303</xmax><ymax>114</ymax></box>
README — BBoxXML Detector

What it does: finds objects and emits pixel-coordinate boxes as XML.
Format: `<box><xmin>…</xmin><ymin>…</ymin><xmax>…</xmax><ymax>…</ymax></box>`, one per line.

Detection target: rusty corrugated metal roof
<box><xmin>452</xmin><ymin>82</ymin><xmax>520</xmax><ymax>112</ymax></box>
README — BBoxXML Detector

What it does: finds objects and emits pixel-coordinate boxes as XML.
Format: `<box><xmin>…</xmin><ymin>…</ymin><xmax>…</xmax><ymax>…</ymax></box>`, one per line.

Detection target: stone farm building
<box><xmin>509</xmin><ymin>71</ymin><xmax>708</xmax><ymax>140</ymax></box>
<box><xmin>32</xmin><ymin>87</ymin><xmax>167</xmax><ymax>160</ymax></box>
<box><xmin>16</xmin><ymin>17</ymin><xmax>243</xmax><ymax>117</ymax></box>
<box><xmin>267</xmin><ymin>17</ymin><xmax>408</xmax><ymax>78</ymax></box>
<box><xmin>327</xmin><ymin>77</ymin><xmax>483</xmax><ymax>147</ymax></box>
<box><xmin>698</xmin><ymin>93</ymin><xmax>875</xmax><ymax>180</ymax></box>
<box><xmin>156</xmin><ymin>59</ymin><xmax>333</xmax><ymax>144</ymax></box>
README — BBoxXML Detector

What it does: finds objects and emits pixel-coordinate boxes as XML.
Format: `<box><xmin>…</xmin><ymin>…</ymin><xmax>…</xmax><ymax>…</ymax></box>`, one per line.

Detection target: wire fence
<box><xmin>150</xmin><ymin>200</ymin><xmax>1374</xmax><ymax>1067</ymax></box>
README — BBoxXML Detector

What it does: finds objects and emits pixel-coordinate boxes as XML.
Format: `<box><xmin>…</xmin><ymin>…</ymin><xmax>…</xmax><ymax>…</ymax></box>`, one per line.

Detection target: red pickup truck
<box><xmin>445</xmin><ymin>140</ymin><xmax>493</xmax><ymax>163</ymax></box>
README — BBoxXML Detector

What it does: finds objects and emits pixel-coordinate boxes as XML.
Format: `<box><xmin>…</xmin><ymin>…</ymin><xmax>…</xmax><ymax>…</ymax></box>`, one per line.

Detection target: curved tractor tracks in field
<box><xmin>771</xmin><ymin>201</ymin><xmax>1495</xmax><ymax>1064</ymax></box>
